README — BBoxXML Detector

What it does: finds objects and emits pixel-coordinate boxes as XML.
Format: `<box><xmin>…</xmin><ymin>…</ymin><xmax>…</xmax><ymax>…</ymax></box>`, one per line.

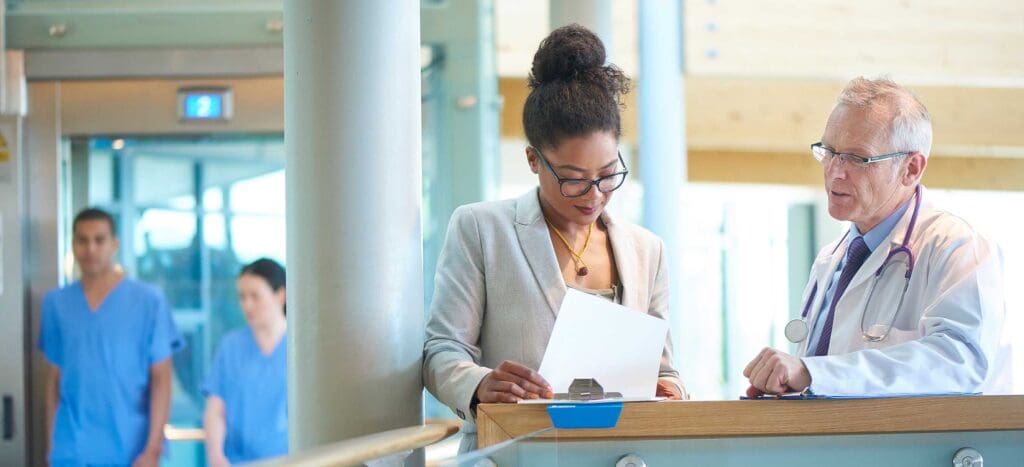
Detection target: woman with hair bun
<box><xmin>423</xmin><ymin>24</ymin><xmax>686</xmax><ymax>449</ymax></box>
<box><xmin>203</xmin><ymin>258</ymin><xmax>288</xmax><ymax>465</ymax></box>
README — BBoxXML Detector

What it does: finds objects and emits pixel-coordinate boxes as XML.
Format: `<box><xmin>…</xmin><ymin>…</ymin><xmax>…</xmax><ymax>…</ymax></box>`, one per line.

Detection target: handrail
<box><xmin>477</xmin><ymin>395</ymin><xmax>1024</xmax><ymax>448</ymax></box>
<box><xmin>250</xmin><ymin>421</ymin><xmax>462</xmax><ymax>467</ymax></box>
<box><xmin>163</xmin><ymin>424</ymin><xmax>205</xmax><ymax>442</ymax></box>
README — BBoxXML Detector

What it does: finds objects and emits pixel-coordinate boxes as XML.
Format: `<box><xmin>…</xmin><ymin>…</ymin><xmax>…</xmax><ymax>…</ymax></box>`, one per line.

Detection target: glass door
<box><xmin>65</xmin><ymin>134</ymin><xmax>285</xmax><ymax>466</ymax></box>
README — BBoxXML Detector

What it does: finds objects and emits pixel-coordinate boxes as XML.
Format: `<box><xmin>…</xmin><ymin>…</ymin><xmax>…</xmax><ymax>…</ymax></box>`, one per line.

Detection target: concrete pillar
<box><xmin>283</xmin><ymin>0</ymin><xmax>424</xmax><ymax>455</ymax></box>
<box><xmin>550</xmin><ymin>0</ymin><xmax>614</xmax><ymax>60</ymax></box>
<box><xmin>638</xmin><ymin>0</ymin><xmax>686</xmax><ymax>367</ymax></box>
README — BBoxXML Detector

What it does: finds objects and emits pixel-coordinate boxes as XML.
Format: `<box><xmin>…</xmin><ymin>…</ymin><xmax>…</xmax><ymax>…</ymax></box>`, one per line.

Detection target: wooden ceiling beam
<box><xmin>500</xmin><ymin>76</ymin><xmax>1024</xmax><ymax>158</ymax></box>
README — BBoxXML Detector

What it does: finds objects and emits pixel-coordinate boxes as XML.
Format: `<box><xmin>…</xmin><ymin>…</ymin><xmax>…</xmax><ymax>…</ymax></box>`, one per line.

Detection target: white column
<box><xmin>284</xmin><ymin>0</ymin><xmax>423</xmax><ymax>452</ymax></box>
<box><xmin>638</xmin><ymin>0</ymin><xmax>686</xmax><ymax>378</ymax></box>
<box><xmin>550</xmin><ymin>0</ymin><xmax>614</xmax><ymax>60</ymax></box>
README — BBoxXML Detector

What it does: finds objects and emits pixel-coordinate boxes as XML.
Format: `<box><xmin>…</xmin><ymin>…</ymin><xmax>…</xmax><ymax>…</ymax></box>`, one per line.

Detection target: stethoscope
<box><xmin>785</xmin><ymin>184</ymin><xmax>921</xmax><ymax>345</ymax></box>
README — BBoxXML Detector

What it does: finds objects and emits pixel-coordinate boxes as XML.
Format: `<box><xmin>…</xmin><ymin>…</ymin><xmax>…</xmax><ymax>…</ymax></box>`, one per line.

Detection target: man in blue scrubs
<box><xmin>39</xmin><ymin>208</ymin><xmax>184</xmax><ymax>466</ymax></box>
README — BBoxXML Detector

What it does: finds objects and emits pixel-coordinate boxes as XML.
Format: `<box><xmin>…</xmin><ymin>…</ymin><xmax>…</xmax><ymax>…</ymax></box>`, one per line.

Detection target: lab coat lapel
<box><xmin>799</xmin><ymin>252</ymin><xmax>843</xmax><ymax>355</ymax></box>
<box><xmin>514</xmin><ymin>189</ymin><xmax>566</xmax><ymax>318</ymax></box>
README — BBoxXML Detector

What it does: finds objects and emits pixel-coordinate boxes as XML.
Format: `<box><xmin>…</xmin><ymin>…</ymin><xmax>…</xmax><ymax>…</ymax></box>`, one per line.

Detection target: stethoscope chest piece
<box><xmin>785</xmin><ymin>318</ymin><xmax>809</xmax><ymax>343</ymax></box>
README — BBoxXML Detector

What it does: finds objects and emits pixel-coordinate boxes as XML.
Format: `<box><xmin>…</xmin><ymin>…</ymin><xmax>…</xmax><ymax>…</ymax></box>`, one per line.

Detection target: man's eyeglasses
<box><xmin>811</xmin><ymin>142</ymin><xmax>908</xmax><ymax>169</ymax></box>
<box><xmin>530</xmin><ymin>146</ymin><xmax>629</xmax><ymax>198</ymax></box>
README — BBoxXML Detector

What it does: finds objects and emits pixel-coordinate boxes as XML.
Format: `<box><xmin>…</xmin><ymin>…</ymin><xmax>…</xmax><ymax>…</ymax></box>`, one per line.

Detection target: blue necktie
<box><xmin>814</xmin><ymin>236</ymin><xmax>871</xmax><ymax>356</ymax></box>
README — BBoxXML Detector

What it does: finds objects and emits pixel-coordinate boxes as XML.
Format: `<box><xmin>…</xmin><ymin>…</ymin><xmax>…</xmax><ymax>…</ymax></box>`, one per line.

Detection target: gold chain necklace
<box><xmin>545</xmin><ymin>219</ymin><xmax>594</xmax><ymax>276</ymax></box>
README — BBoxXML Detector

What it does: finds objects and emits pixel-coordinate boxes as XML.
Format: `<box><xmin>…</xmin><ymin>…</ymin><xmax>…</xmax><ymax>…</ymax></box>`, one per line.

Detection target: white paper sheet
<box><xmin>536</xmin><ymin>288</ymin><xmax>668</xmax><ymax>399</ymax></box>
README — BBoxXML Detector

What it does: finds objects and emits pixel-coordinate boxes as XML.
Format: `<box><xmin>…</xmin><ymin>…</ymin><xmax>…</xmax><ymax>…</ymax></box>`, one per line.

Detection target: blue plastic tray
<box><xmin>545</xmin><ymin>402</ymin><xmax>623</xmax><ymax>429</ymax></box>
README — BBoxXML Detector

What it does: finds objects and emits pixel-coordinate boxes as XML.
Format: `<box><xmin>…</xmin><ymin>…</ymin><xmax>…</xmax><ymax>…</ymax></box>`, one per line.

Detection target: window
<box><xmin>72</xmin><ymin>134</ymin><xmax>285</xmax><ymax>435</ymax></box>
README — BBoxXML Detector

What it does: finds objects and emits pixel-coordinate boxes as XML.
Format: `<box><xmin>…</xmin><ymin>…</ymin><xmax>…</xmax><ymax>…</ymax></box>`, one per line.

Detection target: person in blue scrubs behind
<box><xmin>203</xmin><ymin>258</ymin><xmax>288</xmax><ymax>465</ymax></box>
<box><xmin>39</xmin><ymin>208</ymin><xmax>184</xmax><ymax>467</ymax></box>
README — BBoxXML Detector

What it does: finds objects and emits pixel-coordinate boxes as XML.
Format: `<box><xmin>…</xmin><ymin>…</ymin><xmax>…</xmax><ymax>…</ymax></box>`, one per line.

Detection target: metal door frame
<box><xmin>21</xmin><ymin>74</ymin><xmax>287</xmax><ymax>466</ymax></box>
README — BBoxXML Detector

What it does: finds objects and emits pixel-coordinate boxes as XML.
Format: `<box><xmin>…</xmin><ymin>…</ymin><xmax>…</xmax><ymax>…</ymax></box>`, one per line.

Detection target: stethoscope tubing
<box><xmin>788</xmin><ymin>184</ymin><xmax>922</xmax><ymax>343</ymax></box>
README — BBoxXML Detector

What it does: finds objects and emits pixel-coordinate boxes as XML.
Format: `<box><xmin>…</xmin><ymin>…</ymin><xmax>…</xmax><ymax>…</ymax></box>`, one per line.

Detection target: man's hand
<box><xmin>743</xmin><ymin>347</ymin><xmax>811</xmax><ymax>398</ymax></box>
<box><xmin>655</xmin><ymin>378</ymin><xmax>686</xmax><ymax>400</ymax></box>
<box><xmin>131</xmin><ymin>446</ymin><xmax>161</xmax><ymax>467</ymax></box>
<box><xmin>476</xmin><ymin>360</ymin><xmax>554</xmax><ymax>403</ymax></box>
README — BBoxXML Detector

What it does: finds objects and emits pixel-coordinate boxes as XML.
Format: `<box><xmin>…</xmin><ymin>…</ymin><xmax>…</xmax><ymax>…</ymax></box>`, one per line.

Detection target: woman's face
<box><xmin>237</xmin><ymin>273</ymin><xmax>285</xmax><ymax>328</ymax></box>
<box><xmin>528</xmin><ymin>131</ymin><xmax>622</xmax><ymax>227</ymax></box>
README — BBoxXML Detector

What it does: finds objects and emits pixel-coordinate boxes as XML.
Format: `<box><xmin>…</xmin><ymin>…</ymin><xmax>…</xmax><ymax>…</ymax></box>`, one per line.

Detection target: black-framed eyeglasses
<box><xmin>530</xmin><ymin>146</ymin><xmax>629</xmax><ymax>198</ymax></box>
<box><xmin>811</xmin><ymin>142</ymin><xmax>908</xmax><ymax>169</ymax></box>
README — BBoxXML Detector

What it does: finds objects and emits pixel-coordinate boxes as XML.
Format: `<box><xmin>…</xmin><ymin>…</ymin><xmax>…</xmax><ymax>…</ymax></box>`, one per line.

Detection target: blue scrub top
<box><xmin>203</xmin><ymin>327</ymin><xmax>288</xmax><ymax>463</ymax></box>
<box><xmin>38</xmin><ymin>278</ymin><xmax>185</xmax><ymax>466</ymax></box>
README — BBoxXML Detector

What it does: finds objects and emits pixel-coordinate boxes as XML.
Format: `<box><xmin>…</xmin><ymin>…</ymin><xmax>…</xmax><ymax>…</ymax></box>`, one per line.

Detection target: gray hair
<box><xmin>836</xmin><ymin>77</ymin><xmax>933</xmax><ymax>159</ymax></box>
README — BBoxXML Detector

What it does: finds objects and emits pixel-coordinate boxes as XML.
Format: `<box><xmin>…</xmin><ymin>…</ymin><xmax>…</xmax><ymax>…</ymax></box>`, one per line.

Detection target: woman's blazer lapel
<box><xmin>603</xmin><ymin>212</ymin><xmax>641</xmax><ymax>310</ymax></box>
<box><xmin>511</xmin><ymin>189</ymin><xmax>645</xmax><ymax>316</ymax></box>
<box><xmin>513</xmin><ymin>190</ymin><xmax>566</xmax><ymax>319</ymax></box>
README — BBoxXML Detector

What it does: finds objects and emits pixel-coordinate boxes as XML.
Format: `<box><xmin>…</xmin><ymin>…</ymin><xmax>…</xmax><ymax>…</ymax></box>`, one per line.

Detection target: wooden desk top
<box><xmin>476</xmin><ymin>395</ymin><xmax>1024</xmax><ymax>448</ymax></box>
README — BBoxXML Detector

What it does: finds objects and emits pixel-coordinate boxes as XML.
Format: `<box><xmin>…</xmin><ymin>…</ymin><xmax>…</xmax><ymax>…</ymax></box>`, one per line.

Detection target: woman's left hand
<box><xmin>655</xmin><ymin>378</ymin><xmax>685</xmax><ymax>400</ymax></box>
<box><xmin>131</xmin><ymin>447</ymin><xmax>161</xmax><ymax>467</ymax></box>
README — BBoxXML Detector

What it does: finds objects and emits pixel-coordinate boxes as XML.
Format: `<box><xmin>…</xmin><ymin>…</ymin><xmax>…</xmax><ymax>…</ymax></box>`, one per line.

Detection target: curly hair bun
<box><xmin>529</xmin><ymin>24</ymin><xmax>607</xmax><ymax>88</ymax></box>
<box><xmin>522</xmin><ymin>24</ymin><xmax>629</xmax><ymax>149</ymax></box>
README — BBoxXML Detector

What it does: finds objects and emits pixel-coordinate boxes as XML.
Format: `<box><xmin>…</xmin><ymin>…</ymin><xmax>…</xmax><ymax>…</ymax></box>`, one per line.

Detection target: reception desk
<box><xmin>474</xmin><ymin>396</ymin><xmax>1024</xmax><ymax>466</ymax></box>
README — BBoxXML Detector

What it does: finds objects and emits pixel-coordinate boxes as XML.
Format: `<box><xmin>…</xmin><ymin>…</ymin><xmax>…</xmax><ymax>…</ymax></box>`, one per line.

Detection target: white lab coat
<box><xmin>799</xmin><ymin>186</ymin><xmax>1012</xmax><ymax>395</ymax></box>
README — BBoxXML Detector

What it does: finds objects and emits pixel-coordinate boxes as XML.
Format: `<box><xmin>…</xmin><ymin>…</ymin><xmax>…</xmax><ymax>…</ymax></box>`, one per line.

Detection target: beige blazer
<box><xmin>422</xmin><ymin>189</ymin><xmax>682</xmax><ymax>432</ymax></box>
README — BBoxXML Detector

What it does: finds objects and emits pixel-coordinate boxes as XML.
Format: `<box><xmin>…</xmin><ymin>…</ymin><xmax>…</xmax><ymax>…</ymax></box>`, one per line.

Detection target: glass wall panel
<box><xmin>133</xmin><ymin>156</ymin><xmax>196</xmax><ymax>208</ymax></box>
<box><xmin>87</xmin><ymin>151</ymin><xmax>115</xmax><ymax>206</ymax></box>
<box><xmin>77</xmin><ymin>134</ymin><xmax>285</xmax><ymax>467</ymax></box>
<box><xmin>134</xmin><ymin>208</ymin><xmax>200</xmax><ymax>310</ymax></box>
<box><xmin>228</xmin><ymin>170</ymin><xmax>285</xmax><ymax>215</ymax></box>
<box><xmin>229</xmin><ymin>215</ymin><xmax>286</xmax><ymax>264</ymax></box>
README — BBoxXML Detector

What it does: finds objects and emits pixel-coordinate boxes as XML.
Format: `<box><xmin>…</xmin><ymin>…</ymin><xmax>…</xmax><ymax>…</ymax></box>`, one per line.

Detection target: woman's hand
<box><xmin>208</xmin><ymin>454</ymin><xmax>231</xmax><ymax>467</ymax></box>
<box><xmin>475</xmin><ymin>360</ymin><xmax>554</xmax><ymax>403</ymax></box>
<box><xmin>131</xmin><ymin>447</ymin><xmax>161</xmax><ymax>467</ymax></box>
<box><xmin>655</xmin><ymin>378</ymin><xmax>686</xmax><ymax>400</ymax></box>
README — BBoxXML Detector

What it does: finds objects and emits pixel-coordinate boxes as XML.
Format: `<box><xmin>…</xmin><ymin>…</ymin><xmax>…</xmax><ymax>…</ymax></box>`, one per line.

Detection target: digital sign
<box><xmin>178</xmin><ymin>87</ymin><xmax>233</xmax><ymax>122</ymax></box>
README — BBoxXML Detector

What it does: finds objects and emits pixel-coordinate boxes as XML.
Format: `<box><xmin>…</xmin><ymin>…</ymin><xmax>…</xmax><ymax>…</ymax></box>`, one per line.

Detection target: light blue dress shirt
<box><xmin>805</xmin><ymin>197</ymin><xmax>913</xmax><ymax>355</ymax></box>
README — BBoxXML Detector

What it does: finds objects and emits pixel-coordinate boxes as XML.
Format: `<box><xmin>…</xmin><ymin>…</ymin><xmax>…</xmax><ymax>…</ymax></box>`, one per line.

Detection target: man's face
<box><xmin>72</xmin><ymin>219</ymin><xmax>119</xmax><ymax>276</ymax></box>
<box><xmin>820</xmin><ymin>105</ymin><xmax>910</xmax><ymax>233</ymax></box>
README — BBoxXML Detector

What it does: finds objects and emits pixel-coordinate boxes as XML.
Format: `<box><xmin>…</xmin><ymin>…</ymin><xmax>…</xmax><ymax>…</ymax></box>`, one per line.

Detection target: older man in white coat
<box><xmin>744</xmin><ymin>77</ymin><xmax>1011</xmax><ymax>397</ymax></box>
